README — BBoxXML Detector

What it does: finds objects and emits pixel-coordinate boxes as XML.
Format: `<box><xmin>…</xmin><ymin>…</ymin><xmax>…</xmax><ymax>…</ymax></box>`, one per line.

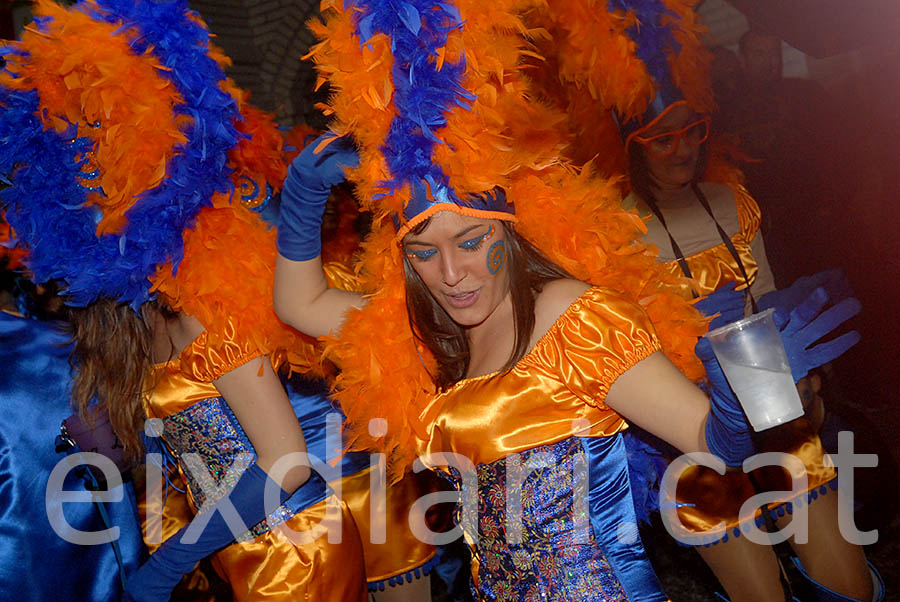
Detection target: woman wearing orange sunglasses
<box><xmin>625</xmin><ymin>102</ymin><xmax>776</xmax><ymax>310</ymax></box>
<box><xmin>621</xmin><ymin>98</ymin><xmax>879</xmax><ymax>602</ymax></box>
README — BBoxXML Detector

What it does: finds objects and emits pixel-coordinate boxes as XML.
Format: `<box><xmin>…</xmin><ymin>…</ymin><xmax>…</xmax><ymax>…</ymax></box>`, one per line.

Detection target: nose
<box><xmin>672</xmin><ymin>135</ymin><xmax>693</xmax><ymax>160</ymax></box>
<box><xmin>441</xmin><ymin>251</ymin><xmax>465</xmax><ymax>288</ymax></box>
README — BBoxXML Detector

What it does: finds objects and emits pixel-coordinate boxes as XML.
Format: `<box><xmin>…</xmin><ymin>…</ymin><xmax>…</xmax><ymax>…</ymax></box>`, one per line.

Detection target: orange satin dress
<box><xmin>142</xmin><ymin>324</ymin><xmax>370</xmax><ymax>602</ymax></box>
<box><xmin>417</xmin><ymin>287</ymin><xmax>671</xmax><ymax>602</ymax></box>
<box><xmin>629</xmin><ymin>182</ymin><xmax>836</xmax><ymax>544</ymax></box>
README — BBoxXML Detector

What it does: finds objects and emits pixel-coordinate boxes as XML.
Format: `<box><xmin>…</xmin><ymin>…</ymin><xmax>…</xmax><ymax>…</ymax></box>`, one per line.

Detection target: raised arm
<box><xmin>273</xmin><ymin>134</ymin><xmax>365</xmax><ymax>338</ymax></box>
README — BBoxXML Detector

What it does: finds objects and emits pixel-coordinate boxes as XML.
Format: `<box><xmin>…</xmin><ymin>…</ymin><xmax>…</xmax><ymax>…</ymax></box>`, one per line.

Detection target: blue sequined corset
<box><xmin>160</xmin><ymin>396</ymin><xmax>297</xmax><ymax>541</ymax></box>
<box><xmin>449</xmin><ymin>437</ymin><xmax>631</xmax><ymax>602</ymax></box>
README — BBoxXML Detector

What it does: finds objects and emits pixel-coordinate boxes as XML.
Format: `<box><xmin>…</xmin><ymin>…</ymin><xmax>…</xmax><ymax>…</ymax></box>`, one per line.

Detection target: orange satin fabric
<box><xmin>136</xmin><ymin>469</ymin><xmax>221</xmax><ymax>599</ymax></box>
<box><xmin>211</xmin><ymin>499</ymin><xmax>367</xmax><ymax>602</ymax></box>
<box><xmin>340</xmin><ymin>467</ymin><xmax>441</xmax><ymax>583</ymax></box>
<box><xmin>658</xmin><ymin>186</ymin><xmax>761</xmax><ymax>299</ymax></box>
<box><xmin>673</xmin><ymin>418</ymin><xmax>835</xmax><ymax>539</ymax></box>
<box><xmin>419</xmin><ymin>287</ymin><xmax>661</xmax><ymax>467</ymax></box>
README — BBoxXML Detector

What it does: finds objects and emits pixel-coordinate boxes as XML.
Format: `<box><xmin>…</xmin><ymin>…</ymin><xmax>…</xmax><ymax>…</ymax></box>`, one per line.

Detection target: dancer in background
<box><xmin>0</xmin><ymin>1</ymin><xmax>438</xmax><ymax>600</ymax></box>
<box><xmin>518</xmin><ymin>2</ymin><xmax>883</xmax><ymax>598</ymax></box>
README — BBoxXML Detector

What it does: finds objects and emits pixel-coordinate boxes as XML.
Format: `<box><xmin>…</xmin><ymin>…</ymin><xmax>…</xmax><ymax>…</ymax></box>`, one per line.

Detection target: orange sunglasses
<box><xmin>633</xmin><ymin>116</ymin><xmax>711</xmax><ymax>158</ymax></box>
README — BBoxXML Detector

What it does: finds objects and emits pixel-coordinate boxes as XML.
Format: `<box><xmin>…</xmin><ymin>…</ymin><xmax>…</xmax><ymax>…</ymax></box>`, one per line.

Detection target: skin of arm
<box><xmin>606</xmin><ymin>351</ymin><xmax>711</xmax><ymax>455</ymax></box>
<box><xmin>169</xmin><ymin>312</ymin><xmax>312</xmax><ymax>493</ymax></box>
<box><xmin>213</xmin><ymin>356</ymin><xmax>311</xmax><ymax>493</ymax></box>
<box><xmin>274</xmin><ymin>254</ymin><xmax>365</xmax><ymax>338</ymax></box>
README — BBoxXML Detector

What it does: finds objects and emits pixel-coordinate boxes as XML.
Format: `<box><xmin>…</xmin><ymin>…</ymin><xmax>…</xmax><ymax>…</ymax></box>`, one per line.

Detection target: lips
<box><xmin>444</xmin><ymin>288</ymin><xmax>480</xmax><ymax>309</ymax></box>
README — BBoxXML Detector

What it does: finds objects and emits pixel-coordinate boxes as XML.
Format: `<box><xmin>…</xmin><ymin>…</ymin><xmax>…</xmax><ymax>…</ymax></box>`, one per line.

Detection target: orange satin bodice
<box><xmin>667</xmin><ymin>185</ymin><xmax>761</xmax><ymax>298</ymax></box>
<box><xmin>418</xmin><ymin>287</ymin><xmax>661</xmax><ymax>467</ymax></box>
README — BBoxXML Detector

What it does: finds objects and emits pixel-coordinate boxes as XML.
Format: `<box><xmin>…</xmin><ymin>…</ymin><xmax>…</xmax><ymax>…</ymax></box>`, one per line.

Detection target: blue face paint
<box><xmin>487</xmin><ymin>239</ymin><xmax>506</xmax><ymax>275</ymax></box>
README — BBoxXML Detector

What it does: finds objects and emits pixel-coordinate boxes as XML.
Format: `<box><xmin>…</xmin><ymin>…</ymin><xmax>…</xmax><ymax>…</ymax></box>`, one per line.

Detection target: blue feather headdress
<box><xmin>0</xmin><ymin>0</ymin><xmax>242</xmax><ymax>309</ymax></box>
<box><xmin>608</xmin><ymin>0</ymin><xmax>707</xmax><ymax>147</ymax></box>
<box><xmin>346</xmin><ymin>0</ymin><xmax>516</xmax><ymax>237</ymax></box>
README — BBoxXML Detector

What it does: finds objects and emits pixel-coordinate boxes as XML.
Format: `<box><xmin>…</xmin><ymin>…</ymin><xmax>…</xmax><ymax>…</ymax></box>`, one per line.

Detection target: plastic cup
<box><xmin>703</xmin><ymin>308</ymin><xmax>803</xmax><ymax>432</ymax></box>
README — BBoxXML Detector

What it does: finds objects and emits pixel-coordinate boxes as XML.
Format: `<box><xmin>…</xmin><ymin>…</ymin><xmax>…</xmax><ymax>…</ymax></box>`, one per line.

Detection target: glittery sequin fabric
<box><xmin>161</xmin><ymin>396</ymin><xmax>295</xmax><ymax>541</ymax></box>
<box><xmin>453</xmin><ymin>437</ymin><xmax>630</xmax><ymax>602</ymax></box>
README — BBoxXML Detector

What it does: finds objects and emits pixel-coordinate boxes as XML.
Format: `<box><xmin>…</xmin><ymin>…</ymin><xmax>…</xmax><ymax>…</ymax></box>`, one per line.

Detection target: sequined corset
<box><xmin>446</xmin><ymin>437</ymin><xmax>629</xmax><ymax>602</ymax></box>
<box><xmin>160</xmin><ymin>396</ymin><xmax>297</xmax><ymax>541</ymax></box>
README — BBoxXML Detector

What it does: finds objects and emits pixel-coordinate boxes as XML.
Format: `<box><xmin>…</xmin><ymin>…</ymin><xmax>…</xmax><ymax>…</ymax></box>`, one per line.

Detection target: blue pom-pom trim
<box><xmin>679</xmin><ymin>475</ymin><xmax>839</xmax><ymax>547</ymax></box>
<box><xmin>367</xmin><ymin>552</ymin><xmax>440</xmax><ymax>592</ymax></box>
<box><xmin>0</xmin><ymin>0</ymin><xmax>242</xmax><ymax>308</ymax></box>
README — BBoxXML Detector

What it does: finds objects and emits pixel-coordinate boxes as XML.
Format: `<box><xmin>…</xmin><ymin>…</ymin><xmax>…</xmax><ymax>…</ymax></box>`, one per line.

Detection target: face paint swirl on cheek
<box><xmin>487</xmin><ymin>239</ymin><xmax>506</xmax><ymax>275</ymax></box>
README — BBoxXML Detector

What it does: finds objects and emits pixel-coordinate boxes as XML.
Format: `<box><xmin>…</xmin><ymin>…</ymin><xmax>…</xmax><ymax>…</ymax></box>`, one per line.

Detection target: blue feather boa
<box><xmin>351</xmin><ymin>0</ymin><xmax>474</xmax><ymax>205</ymax></box>
<box><xmin>608</xmin><ymin>0</ymin><xmax>681</xmax><ymax>94</ymax></box>
<box><xmin>0</xmin><ymin>0</ymin><xmax>241</xmax><ymax>308</ymax></box>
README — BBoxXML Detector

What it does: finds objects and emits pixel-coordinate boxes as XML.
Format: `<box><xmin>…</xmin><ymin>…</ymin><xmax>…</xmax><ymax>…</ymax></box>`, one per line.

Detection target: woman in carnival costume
<box><xmin>0</xmin><ymin>1</ymin><xmax>441</xmax><ymax>600</ymax></box>
<box><xmin>524</xmin><ymin>3</ymin><xmax>884</xmax><ymax>600</ymax></box>
<box><xmin>273</xmin><ymin>0</ymin><xmax>861</xmax><ymax>599</ymax></box>
<box><xmin>619</xmin><ymin>92</ymin><xmax>881</xmax><ymax>602</ymax></box>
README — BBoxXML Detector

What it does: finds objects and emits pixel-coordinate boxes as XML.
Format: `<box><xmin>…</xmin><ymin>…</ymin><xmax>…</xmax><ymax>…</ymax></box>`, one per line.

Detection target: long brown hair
<box><xmin>67</xmin><ymin>299</ymin><xmax>156</xmax><ymax>464</ymax></box>
<box><xmin>403</xmin><ymin>219</ymin><xmax>571</xmax><ymax>389</ymax></box>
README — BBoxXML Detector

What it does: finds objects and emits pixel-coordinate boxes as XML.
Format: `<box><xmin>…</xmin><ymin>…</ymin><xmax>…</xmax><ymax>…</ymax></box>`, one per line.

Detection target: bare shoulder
<box><xmin>531</xmin><ymin>279</ymin><xmax>591</xmax><ymax>342</ymax></box>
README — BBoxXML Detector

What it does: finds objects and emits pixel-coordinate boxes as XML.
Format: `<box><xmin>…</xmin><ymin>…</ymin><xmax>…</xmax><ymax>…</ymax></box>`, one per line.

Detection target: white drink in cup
<box><xmin>703</xmin><ymin>308</ymin><xmax>804</xmax><ymax>432</ymax></box>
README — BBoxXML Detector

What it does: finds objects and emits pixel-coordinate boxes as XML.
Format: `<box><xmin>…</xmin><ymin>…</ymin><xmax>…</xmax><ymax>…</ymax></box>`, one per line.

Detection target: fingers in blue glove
<box><xmin>297</xmin><ymin>133</ymin><xmax>359</xmax><ymax>190</ymax></box>
<box><xmin>695</xmin><ymin>282</ymin><xmax>745</xmax><ymax>331</ymax></box>
<box><xmin>795</xmin><ymin>295</ymin><xmax>862</xmax><ymax>342</ymax></box>
<box><xmin>759</xmin><ymin>268</ymin><xmax>854</xmax><ymax>314</ymax></box>
<box><xmin>778</xmin><ymin>288</ymin><xmax>862</xmax><ymax>381</ymax></box>
<box><xmin>802</xmin><ymin>330</ymin><xmax>861</xmax><ymax>369</ymax></box>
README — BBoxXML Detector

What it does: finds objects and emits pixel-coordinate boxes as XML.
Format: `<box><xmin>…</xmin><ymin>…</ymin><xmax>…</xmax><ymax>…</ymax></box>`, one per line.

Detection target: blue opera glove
<box><xmin>696</xmin><ymin>337</ymin><xmax>755</xmax><ymax>466</ymax></box>
<box><xmin>695</xmin><ymin>282</ymin><xmax>745</xmax><ymax>331</ymax></box>
<box><xmin>759</xmin><ymin>268</ymin><xmax>853</xmax><ymax>314</ymax></box>
<box><xmin>276</xmin><ymin>133</ymin><xmax>359</xmax><ymax>261</ymax></box>
<box><xmin>124</xmin><ymin>464</ymin><xmax>324</xmax><ymax>602</ymax></box>
<box><xmin>774</xmin><ymin>286</ymin><xmax>861</xmax><ymax>383</ymax></box>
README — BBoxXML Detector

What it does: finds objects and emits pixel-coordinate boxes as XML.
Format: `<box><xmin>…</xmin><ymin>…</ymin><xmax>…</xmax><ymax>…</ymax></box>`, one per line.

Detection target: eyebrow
<box><xmin>404</xmin><ymin>224</ymin><xmax>486</xmax><ymax>246</ymax></box>
<box><xmin>453</xmin><ymin>225</ymin><xmax>484</xmax><ymax>239</ymax></box>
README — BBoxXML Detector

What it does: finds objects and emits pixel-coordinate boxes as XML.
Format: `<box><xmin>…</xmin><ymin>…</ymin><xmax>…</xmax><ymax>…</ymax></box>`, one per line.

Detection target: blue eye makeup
<box><xmin>405</xmin><ymin>247</ymin><xmax>437</xmax><ymax>261</ymax></box>
<box><xmin>459</xmin><ymin>225</ymin><xmax>495</xmax><ymax>252</ymax></box>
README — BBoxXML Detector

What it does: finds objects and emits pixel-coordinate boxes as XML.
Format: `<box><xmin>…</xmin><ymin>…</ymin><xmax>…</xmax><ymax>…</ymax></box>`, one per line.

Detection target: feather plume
<box><xmin>0</xmin><ymin>0</ymin><xmax>240</xmax><ymax>308</ymax></box>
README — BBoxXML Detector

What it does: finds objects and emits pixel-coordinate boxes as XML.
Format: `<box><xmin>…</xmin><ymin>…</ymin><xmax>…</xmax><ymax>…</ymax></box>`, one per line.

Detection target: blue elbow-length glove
<box><xmin>276</xmin><ymin>133</ymin><xmax>359</xmax><ymax>261</ymax></box>
<box><xmin>758</xmin><ymin>268</ymin><xmax>853</xmax><ymax>315</ymax></box>
<box><xmin>699</xmin><ymin>286</ymin><xmax>861</xmax><ymax>466</ymax></box>
<box><xmin>774</xmin><ymin>286</ymin><xmax>861</xmax><ymax>382</ymax></box>
<box><xmin>696</xmin><ymin>337</ymin><xmax>755</xmax><ymax>466</ymax></box>
<box><xmin>695</xmin><ymin>282</ymin><xmax>754</xmax><ymax>465</ymax></box>
<box><xmin>124</xmin><ymin>464</ymin><xmax>326</xmax><ymax>602</ymax></box>
<box><xmin>694</xmin><ymin>282</ymin><xmax>745</xmax><ymax>331</ymax></box>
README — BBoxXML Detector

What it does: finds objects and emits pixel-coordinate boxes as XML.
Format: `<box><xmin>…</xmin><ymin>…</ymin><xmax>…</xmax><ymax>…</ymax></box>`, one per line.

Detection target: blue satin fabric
<box><xmin>392</xmin><ymin>182</ymin><xmax>514</xmax><ymax>230</ymax></box>
<box><xmin>579</xmin><ymin>434</ymin><xmax>667</xmax><ymax>602</ymax></box>
<box><xmin>283</xmin><ymin>376</ymin><xmax>370</xmax><ymax>481</ymax></box>
<box><xmin>0</xmin><ymin>311</ymin><xmax>144</xmax><ymax>602</ymax></box>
